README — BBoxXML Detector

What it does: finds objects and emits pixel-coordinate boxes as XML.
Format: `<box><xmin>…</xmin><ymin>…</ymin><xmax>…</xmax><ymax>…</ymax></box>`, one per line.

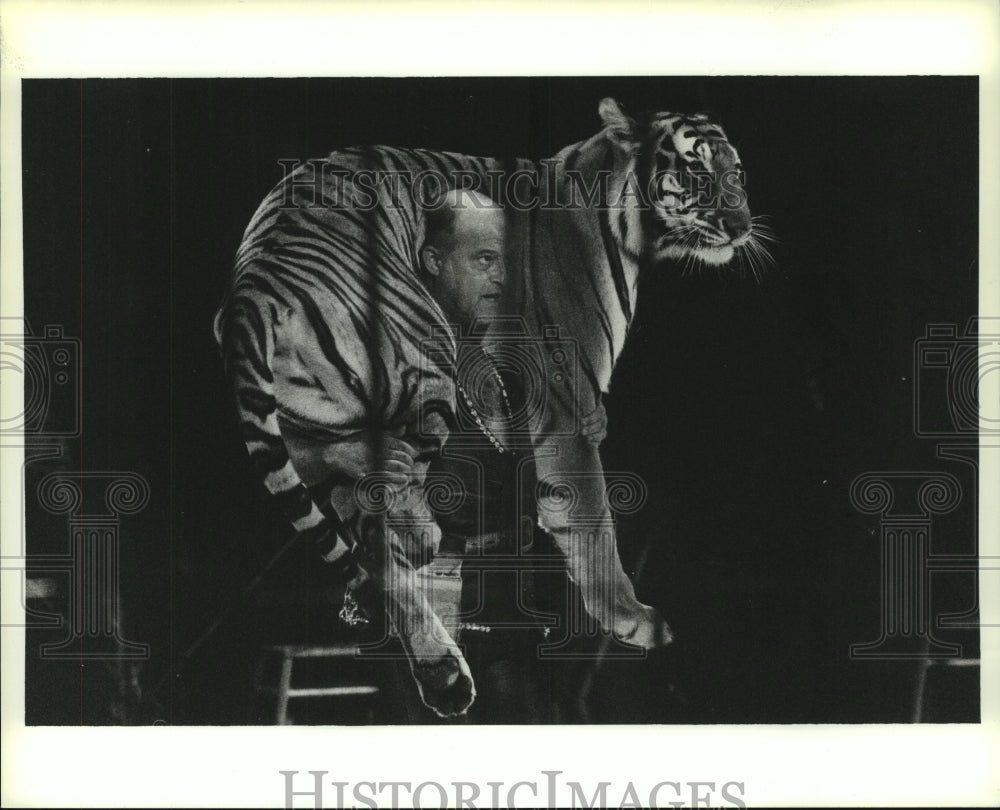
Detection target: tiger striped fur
<box><xmin>214</xmin><ymin>98</ymin><xmax>754</xmax><ymax>716</ymax></box>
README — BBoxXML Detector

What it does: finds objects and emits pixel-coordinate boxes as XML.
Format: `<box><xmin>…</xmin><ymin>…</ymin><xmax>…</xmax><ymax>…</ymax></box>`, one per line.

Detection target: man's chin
<box><xmin>477</xmin><ymin>301</ymin><xmax>503</xmax><ymax>320</ymax></box>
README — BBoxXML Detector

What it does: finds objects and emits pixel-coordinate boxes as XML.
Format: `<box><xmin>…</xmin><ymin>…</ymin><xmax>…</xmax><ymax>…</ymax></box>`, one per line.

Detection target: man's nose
<box><xmin>489</xmin><ymin>256</ymin><xmax>506</xmax><ymax>285</ymax></box>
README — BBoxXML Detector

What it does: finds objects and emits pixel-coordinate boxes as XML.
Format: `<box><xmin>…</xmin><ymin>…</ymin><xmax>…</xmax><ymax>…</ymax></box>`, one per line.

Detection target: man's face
<box><xmin>426</xmin><ymin>204</ymin><xmax>506</xmax><ymax>329</ymax></box>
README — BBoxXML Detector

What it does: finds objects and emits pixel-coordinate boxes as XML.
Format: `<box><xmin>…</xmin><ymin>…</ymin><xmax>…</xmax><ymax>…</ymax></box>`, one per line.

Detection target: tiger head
<box><xmin>599</xmin><ymin>97</ymin><xmax>767</xmax><ymax>272</ymax></box>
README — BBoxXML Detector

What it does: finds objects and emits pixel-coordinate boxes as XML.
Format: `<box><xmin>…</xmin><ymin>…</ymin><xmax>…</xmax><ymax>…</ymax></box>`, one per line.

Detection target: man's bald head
<box><xmin>423</xmin><ymin>188</ymin><xmax>504</xmax><ymax>254</ymax></box>
<box><xmin>419</xmin><ymin>188</ymin><xmax>507</xmax><ymax>330</ymax></box>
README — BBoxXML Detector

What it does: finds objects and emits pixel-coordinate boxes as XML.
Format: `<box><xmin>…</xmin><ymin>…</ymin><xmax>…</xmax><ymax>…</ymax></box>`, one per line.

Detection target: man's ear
<box><xmin>421</xmin><ymin>245</ymin><xmax>442</xmax><ymax>277</ymax></box>
<box><xmin>598</xmin><ymin>97</ymin><xmax>639</xmax><ymax>154</ymax></box>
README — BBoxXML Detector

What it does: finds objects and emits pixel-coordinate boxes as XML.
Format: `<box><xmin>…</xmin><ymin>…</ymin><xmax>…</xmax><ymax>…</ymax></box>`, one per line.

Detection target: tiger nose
<box><xmin>719</xmin><ymin>209</ymin><xmax>751</xmax><ymax>244</ymax></box>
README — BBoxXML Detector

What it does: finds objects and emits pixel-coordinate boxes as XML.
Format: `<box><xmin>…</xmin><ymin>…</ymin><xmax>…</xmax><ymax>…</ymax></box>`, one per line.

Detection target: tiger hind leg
<box><xmin>352</xmin><ymin>511</ymin><xmax>477</xmax><ymax>718</ymax></box>
<box><xmin>535</xmin><ymin>437</ymin><xmax>673</xmax><ymax>649</ymax></box>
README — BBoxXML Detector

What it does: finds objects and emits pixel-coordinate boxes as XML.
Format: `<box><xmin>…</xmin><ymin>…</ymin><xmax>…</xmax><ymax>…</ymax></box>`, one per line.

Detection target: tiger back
<box><xmin>215</xmin><ymin>99</ymin><xmax>757</xmax><ymax>717</ymax></box>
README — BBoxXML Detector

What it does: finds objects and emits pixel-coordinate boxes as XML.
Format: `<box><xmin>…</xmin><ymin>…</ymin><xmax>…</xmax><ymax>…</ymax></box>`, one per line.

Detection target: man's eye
<box><xmin>477</xmin><ymin>254</ymin><xmax>496</xmax><ymax>267</ymax></box>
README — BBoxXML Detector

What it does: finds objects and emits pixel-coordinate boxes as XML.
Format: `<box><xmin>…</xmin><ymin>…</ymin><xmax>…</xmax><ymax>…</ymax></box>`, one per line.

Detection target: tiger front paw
<box><xmin>613</xmin><ymin>604</ymin><xmax>674</xmax><ymax>649</ymax></box>
<box><xmin>412</xmin><ymin>652</ymin><xmax>476</xmax><ymax>718</ymax></box>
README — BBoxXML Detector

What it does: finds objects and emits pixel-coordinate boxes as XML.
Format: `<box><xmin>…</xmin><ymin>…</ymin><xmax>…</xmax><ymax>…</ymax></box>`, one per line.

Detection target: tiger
<box><xmin>213</xmin><ymin>97</ymin><xmax>761</xmax><ymax>718</ymax></box>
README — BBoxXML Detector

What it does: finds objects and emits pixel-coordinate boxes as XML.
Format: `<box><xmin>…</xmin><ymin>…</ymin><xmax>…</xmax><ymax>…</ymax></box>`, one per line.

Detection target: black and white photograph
<box><xmin>2</xmin><ymin>2</ymin><xmax>998</xmax><ymax>808</ymax></box>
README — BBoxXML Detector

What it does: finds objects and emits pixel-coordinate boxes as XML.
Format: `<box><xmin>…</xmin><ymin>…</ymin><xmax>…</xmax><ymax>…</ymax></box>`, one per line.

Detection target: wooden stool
<box><xmin>255</xmin><ymin>644</ymin><xmax>381</xmax><ymax>725</ymax></box>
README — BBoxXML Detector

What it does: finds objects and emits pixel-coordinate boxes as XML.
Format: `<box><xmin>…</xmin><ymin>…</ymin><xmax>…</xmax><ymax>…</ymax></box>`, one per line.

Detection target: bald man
<box><xmin>419</xmin><ymin>188</ymin><xmax>507</xmax><ymax>332</ymax></box>
<box><xmin>340</xmin><ymin>188</ymin><xmax>605</xmax><ymax>721</ymax></box>
<box><xmin>410</xmin><ymin>189</ymin><xmax>534</xmax><ymax>721</ymax></box>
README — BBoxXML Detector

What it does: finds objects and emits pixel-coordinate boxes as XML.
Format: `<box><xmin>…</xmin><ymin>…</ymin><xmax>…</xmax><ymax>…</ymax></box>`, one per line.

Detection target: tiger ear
<box><xmin>598</xmin><ymin>98</ymin><xmax>638</xmax><ymax>152</ymax></box>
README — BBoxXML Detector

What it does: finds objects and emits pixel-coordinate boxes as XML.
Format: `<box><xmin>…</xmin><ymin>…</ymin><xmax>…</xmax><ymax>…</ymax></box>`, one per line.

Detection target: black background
<box><xmin>22</xmin><ymin>77</ymin><xmax>979</xmax><ymax>724</ymax></box>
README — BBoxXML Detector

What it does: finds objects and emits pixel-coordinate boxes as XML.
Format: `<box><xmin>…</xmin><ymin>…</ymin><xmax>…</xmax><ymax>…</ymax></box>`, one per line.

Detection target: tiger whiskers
<box><xmin>676</xmin><ymin>226</ymin><xmax>702</xmax><ymax>279</ymax></box>
<box><xmin>727</xmin><ymin>216</ymin><xmax>777</xmax><ymax>284</ymax></box>
<box><xmin>749</xmin><ymin>215</ymin><xmax>779</xmax><ymax>245</ymax></box>
<box><xmin>738</xmin><ymin>232</ymin><xmax>775</xmax><ymax>285</ymax></box>
<box><xmin>738</xmin><ymin>246</ymin><xmax>761</xmax><ymax>285</ymax></box>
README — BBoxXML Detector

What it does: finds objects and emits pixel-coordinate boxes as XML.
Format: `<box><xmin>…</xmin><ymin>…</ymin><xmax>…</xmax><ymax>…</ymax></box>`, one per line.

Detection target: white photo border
<box><xmin>2</xmin><ymin>1</ymin><xmax>998</xmax><ymax>807</ymax></box>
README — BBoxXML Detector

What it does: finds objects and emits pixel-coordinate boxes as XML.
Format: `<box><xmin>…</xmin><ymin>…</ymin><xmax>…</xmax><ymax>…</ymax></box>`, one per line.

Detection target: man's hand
<box><xmin>321</xmin><ymin>431</ymin><xmax>418</xmax><ymax>488</ymax></box>
<box><xmin>581</xmin><ymin>401</ymin><xmax>608</xmax><ymax>445</ymax></box>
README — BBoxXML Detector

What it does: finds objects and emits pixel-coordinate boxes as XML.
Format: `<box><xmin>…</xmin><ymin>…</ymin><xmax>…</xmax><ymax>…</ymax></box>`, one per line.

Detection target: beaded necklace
<box><xmin>454</xmin><ymin>356</ymin><xmax>513</xmax><ymax>454</ymax></box>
